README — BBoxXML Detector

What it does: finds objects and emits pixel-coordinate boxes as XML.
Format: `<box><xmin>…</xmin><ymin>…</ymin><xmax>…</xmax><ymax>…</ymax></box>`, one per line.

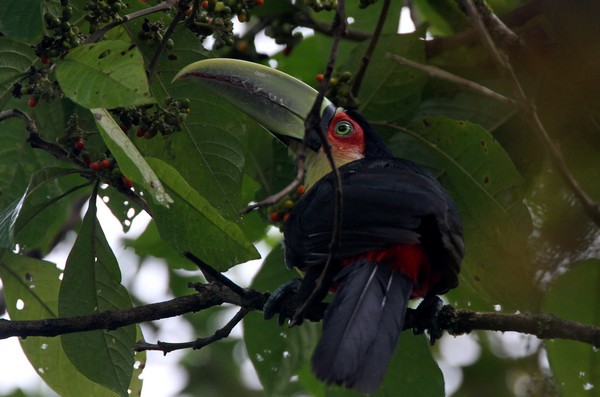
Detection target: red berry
<box><xmin>297</xmin><ymin>184</ymin><xmax>305</xmax><ymax>195</ymax></box>
<box><xmin>201</xmin><ymin>0</ymin><xmax>208</xmax><ymax>9</ymax></box>
<box><xmin>28</xmin><ymin>97</ymin><xmax>38</xmax><ymax>107</ymax></box>
<box><xmin>283</xmin><ymin>46</ymin><xmax>292</xmax><ymax>57</ymax></box>
<box><xmin>268</xmin><ymin>212</ymin><xmax>280</xmax><ymax>222</ymax></box>
<box><xmin>122</xmin><ymin>177</ymin><xmax>133</xmax><ymax>189</ymax></box>
<box><xmin>100</xmin><ymin>159</ymin><xmax>112</xmax><ymax>169</ymax></box>
<box><xmin>40</xmin><ymin>56</ymin><xmax>50</xmax><ymax>65</ymax></box>
<box><xmin>255</xmin><ymin>0</ymin><xmax>264</xmax><ymax>5</ymax></box>
<box><xmin>136</xmin><ymin>127</ymin><xmax>145</xmax><ymax>137</ymax></box>
<box><xmin>315</xmin><ymin>74</ymin><xmax>324</xmax><ymax>83</ymax></box>
<box><xmin>74</xmin><ymin>138</ymin><xmax>85</xmax><ymax>151</ymax></box>
<box><xmin>90</xmin><ymin>162</ymin><xmax>100</xmax><ymax>171</ymax></box>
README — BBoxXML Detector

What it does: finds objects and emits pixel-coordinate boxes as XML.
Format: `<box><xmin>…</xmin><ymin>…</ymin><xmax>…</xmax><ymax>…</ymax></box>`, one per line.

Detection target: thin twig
<box><xmin>183</xmin><ymin>252</ymin><xmax>247</xmax><ymax>297</ymax></box>
<box><xmin>463</xmin><ymin>0</ymin><xmax>600</xmax><ymax>227</ymax></box>
<box><xmin>351</xmin><ymin>0</ymin><xmax>391</xmax><ymax>97</ymax></box>
<box><xmin>458</xmin><ymin>0</ymin><xmax>522</xmax><ymax>50</ymax></box>
<box><xmin>293</xmin><ymin>6</ymin><xmax>370</xmax><ymax>42</ymax></box>
<box><xmin>240</xmin><ymin>154</ymin><xmax>305</xmax><ymax>214</ymax></box>
<box><xmin>147</xmin><ymin>2</ymin><xmax>187</xmax><ymax>80</ymax></box>
<box><xmin>290</xmin><ymin>0</ymin><xmax>347</xmax><ymax>326</ymax></box>
<box><xmin>134</xmin><ymin>307</ymin><xmax>249</xmax><ymax>353</ymax></box>
<box><xmin>82</xmin><ymin>0</ymin><xmax>178</xmax><ymax>44</ymax></box>
<box><xmin>385</xmin><ymin>53</ymin><xmax>519</xmax><ymax>107</ymax></box>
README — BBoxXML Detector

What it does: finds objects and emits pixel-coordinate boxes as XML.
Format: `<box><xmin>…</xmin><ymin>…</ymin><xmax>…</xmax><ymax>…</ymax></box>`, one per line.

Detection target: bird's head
<box><xmin>173</xmin><ymin>59</ymin><xmax>391</xmax><ymax>187</ymax></box>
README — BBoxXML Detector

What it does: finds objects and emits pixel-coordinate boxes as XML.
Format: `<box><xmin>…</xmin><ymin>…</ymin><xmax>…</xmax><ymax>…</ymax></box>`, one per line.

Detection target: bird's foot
<box><xmin>263</xmin><ymin>279</ymin><xmax>303</xmax><ymax>326</ymax></box>
<box><xmin>405</xmin><ymin>296</ymin><xmax>444</xmax><ymax>345</ymax></box>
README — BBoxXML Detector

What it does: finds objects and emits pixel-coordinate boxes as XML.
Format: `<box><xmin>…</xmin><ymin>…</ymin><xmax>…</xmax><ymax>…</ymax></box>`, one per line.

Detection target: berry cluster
<box><xmin>11</xmin><ymin>67</ymin><xmax>63</xmax><ymax>107</ymax></box>
<box><xmin>36</xmin><ymin>0</ymin><xmax>83</xmax><ymax>59</ymax></box>
<box><xmin>60</xmin><ymin>115</ymin><xmax>134</xmax><ymax>190</ymax></box>
<box><xmin>84</xmin><ymin>0</ymin><xmax>128</xmax><ymax>33</ymax></box>
<box><xmin>112</xmin><ymin>98</ymin><xmax>191</xmax><ymax>139</ymax></box>
<box><xmin>184</xmin><ymin>0</ymin><xmax>265</xmax><ymax>49</ymax></box>
<box><xmin>139</xmin><ymin>18</ymin><xmax>175</xmax><ymax>48</ymax></box>
<box><xmin>316</xmin><ymin>71</ymin><xmax>358</xmax><ymax>108</ymax></box>
<box><xmin>264</xmin><ymin>18</ymin><xmax>303</xmax><ymax>54</ymax></box>
<box><xmin>267</xmin><ymin>185</ymin><xmax>305</xmax><ymax>227</ymax></box>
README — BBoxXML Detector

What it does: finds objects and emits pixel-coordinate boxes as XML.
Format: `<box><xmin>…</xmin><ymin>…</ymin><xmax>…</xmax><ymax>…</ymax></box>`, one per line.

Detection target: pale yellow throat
<box><xmin>304</xmin><ymin>147</ymin><xmax>364</xmax><ymax>190</ymax></box>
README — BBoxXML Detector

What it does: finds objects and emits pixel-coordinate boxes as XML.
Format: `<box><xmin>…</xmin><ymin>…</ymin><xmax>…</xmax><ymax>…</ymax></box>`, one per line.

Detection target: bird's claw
<box><xmin>263</xmin><ymin>279</ymin><xmax>302</xmax><ymax>326</ymax></box>
<box><xmin>406</xmin><ymin>296</ymin><xmax>444</xmax><ymax>345</ymax></box>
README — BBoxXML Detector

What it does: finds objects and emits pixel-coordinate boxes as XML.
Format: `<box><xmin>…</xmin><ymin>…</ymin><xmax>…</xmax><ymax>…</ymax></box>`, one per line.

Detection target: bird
<box><xmin>174</xmin><ymin>59</ymin><xmax>464</xmax><ymax>395</ymax></box>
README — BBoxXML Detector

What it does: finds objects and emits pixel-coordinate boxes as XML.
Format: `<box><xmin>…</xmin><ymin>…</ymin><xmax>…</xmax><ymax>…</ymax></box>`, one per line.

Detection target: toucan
<box><xmin>174</xmin><ymin>59</ymin><xmax>464</xmax><ymax>394</ymax></box>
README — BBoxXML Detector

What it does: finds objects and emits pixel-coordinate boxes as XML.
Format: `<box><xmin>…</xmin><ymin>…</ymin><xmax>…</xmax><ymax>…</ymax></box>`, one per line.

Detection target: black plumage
<box><xmin>282</xmin><ymin>114</ymin><xmax>464</xmax><ymax>394</ymax></box>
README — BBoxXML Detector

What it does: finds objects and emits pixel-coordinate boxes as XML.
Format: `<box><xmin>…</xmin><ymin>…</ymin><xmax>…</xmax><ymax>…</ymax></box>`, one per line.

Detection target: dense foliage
<box><xmin>0</xmin><ymin>0</ymin><xmax>599</xmax><ymax>396</ymax></box>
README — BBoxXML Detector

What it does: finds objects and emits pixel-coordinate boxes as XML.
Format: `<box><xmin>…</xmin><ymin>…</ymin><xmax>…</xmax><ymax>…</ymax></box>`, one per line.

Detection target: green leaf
<box><xmin>0</xmin><ymin>37</ymin><xmax>37</xmax><ymax>100</ymax></box>
<box><xmin>411</xmin><ymin>0</ymin><xmax>470</xmax><ymax>36</ymax></box>
<box><xmin>92</xmin><ymin>108</ymin><xmax>173</xmax><ymax>207</ymax></box>
<box><xmin>342</xmin><ymin>33</ymin><xmax>427</xmax><ymax>124</ymax></box>
<box><xmin>389</xmin><ymin>116</ymin><xmax>535</xmax><ymax>309</ymax></box>
<box><xmin>0</xmin><ymin>251</ymin><xmax>124</xmax><ymax>397</ymax></box>
<box><xmin>0</xmin><ymin>0</ymin><xmax>43</xmax><ymax>43</ymax></box>
<box><xmin>58</xmin><ymin>194</ymin><xmax>137</xmax><ymax>397</ymax></box>
<box><xmin>543</xmin><ymin>259</ymin><xmax>600</xmax><ymax>397</ymax></box>
<box><xmin>245</xmin><ymin>245</ymin><xmax>321</xmax><ymax>396</ymax></box>
<box><xmin>146</xmin><ymin>157</ymin><xmax>259</xmax><ymax>270</ymax></box>
<box><xmin>55</xmin><ymin>41</ymin><xmax>154</xmax><ymax>108</ymax></box>
<box><xmin>0</xmin><ymin>167</ymin><xmax>88</xmax><ymax>250</ymax></box>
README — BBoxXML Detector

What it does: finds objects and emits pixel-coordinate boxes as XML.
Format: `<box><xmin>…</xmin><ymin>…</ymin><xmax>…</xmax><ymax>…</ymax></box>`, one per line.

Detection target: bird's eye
<box><xmin>334</xmin><ymin>120</ymin><xmax>353</xmax><ymax>136</ymax></box>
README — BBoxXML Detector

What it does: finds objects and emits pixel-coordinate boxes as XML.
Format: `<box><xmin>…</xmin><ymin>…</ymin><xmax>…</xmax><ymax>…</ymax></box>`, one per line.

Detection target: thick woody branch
<box><xmin>441</xmin><ymin>306</ymin><xmax>600</xmax><ymax>347</ymax></box>
<box><xmin>0</xmin><ymin>283</ymin><xmax>266</xmax><ymax>340</ymax></box>
<box><xmin>2</xmin><ymin>287</ymin><xmax>599</xmax><ymax>349</ymax></box>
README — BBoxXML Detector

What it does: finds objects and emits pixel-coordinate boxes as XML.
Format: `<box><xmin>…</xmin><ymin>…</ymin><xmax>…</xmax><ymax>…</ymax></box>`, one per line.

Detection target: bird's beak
<box><xmin>173</xmin><ymin>59</ymin><xmax>335</xmax><ymax>152</ymax></box>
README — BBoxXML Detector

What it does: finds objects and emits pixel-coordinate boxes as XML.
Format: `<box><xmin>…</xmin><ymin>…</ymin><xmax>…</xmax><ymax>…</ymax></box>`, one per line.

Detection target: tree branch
<box><xmin>2</xmin><ymin>287</ymin><xmax>599</xmax><ymax>349</ymax></box>
<box><xmin>385</xmin><ymin>53</ymin><xmax>519</xmax><ymax>107</ymax></box>
<box><xmin>82</xmin><ymin>0</ymin><xmax>178</xmax><ymax>44</ymax></box>
<box><xmin>440</xmin><ymin>306</ymin><xmax>600</xmax><ymax>347</ymax></box>
<box><xmin>351</xmin><ymin>0</ymin><xmax>391</xmax><ymax>98</ymax></box>
<box><xmin>134</xmin><ymin>307</ymin><xmax>250</xmax><ymax>353</ymax></box>
<box><xmin>0</xmin><ymin>282</ymin><xmax>265</xmax><ymax>340</ymax></box>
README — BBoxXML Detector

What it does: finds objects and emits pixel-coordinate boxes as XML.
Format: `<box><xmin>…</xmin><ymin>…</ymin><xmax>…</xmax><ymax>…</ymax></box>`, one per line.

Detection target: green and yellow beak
<box><xmin>173</xmin><ymin>58</ymin><xmax>335</xmax><ymax>151</ymax></box>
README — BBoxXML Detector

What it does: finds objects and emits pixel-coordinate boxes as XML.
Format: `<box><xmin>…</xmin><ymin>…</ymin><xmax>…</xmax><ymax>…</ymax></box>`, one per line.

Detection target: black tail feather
<box><xmin>311</xmin><ymin>259</ymin><xmax>413</xmax><ymax>394</ymax></box>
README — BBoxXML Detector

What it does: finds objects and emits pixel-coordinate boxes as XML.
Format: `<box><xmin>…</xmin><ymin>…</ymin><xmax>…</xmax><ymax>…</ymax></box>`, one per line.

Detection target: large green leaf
<box><xmin>145</xmin><ymin>157</ymin><xmax>259</xmax><ymax>270</ymax></box>
<box><xmin>543</xmin><ymin>259</ymin><xmax>600</xmax><ymax>397</ymax></box>
<box><xmin>58</xmin><ymin>194</ymin><xmax>137</xmax><ymax>397</ymax></box>
<box><xmin>55</xmin><ymin>41</ymin><xmax>154</xmax><ymax>108</ymax></box>
<box><xmin>92</xmin><ymin>107</ymin><xmax>172</xmax><ymax>207</ymax></box>
<box><xmin>245</xmin><ymin>245</ymin><xmax>321</xmax><ymax>397</ymax></box>
<box><xmin>0</xmin><ymin>251</ymin><xmax>128</xmax><ymax>397</ymax></box>
<box><xmin>388</xmin><ymin>116</ymin><xmax>534</xmax><ymax>310</ymax></box>
<box><xmin>0</xmin><ymin>0</ymin><xmax>43</xmax><ymax>43</ymax></box>
<box><xmin>343</xmin><ymin>33</ymin><xmax>427</xmax><ymax>124</ymax></box>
